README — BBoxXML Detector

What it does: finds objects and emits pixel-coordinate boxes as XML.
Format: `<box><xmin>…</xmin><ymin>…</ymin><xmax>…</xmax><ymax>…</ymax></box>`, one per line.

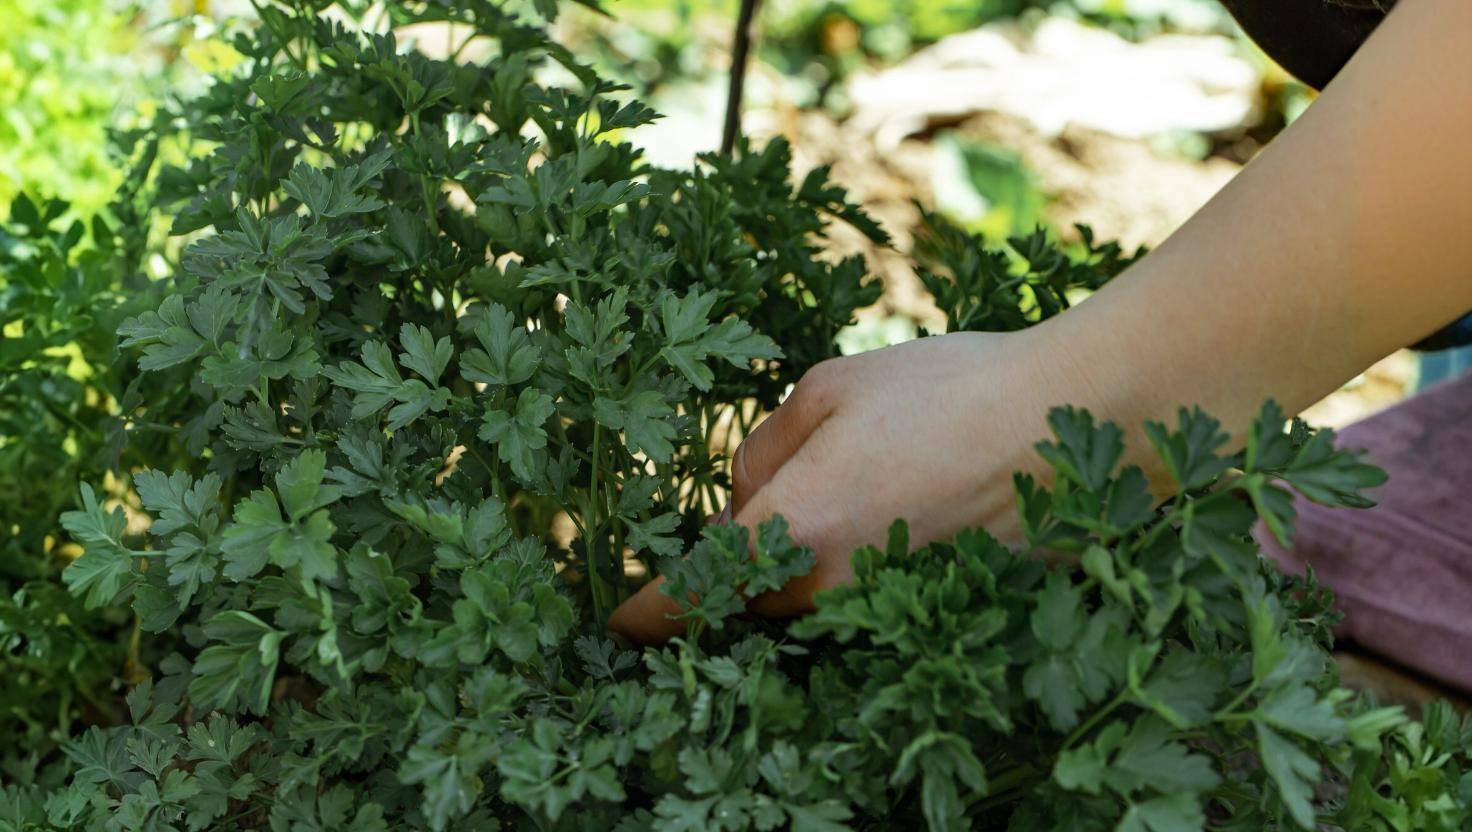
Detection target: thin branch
<box><xmin>720</xmin><ymin>0</ymin><xmax>762</xmax><ymax>156</ymax></box>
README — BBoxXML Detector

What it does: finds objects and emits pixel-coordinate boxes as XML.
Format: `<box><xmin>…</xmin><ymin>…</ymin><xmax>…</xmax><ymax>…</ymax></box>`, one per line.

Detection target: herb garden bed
<box><xmin>1</xmin><ymin>2</ymin><xmax>1468</xmax><ymax>830</ymax></box>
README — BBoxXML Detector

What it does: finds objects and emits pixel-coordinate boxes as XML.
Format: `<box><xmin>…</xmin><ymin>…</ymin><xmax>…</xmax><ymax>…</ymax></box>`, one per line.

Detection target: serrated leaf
<box><xmin>593</xmin><ymin>390</ymin><xmax>676</xmax><ymax>462</ymax></box>
<box><xmin>60</xmin><ymin>484</ymin><xmax>138</xmax><ymax>608</ymax></box>
<box><xmin>479</xmin><ymin>388</ymin><xmax>555</xmax><ymax>481</ymax></box>
<box><xmin>461</xmin><ymin>303</ymin><xmax>540</xmax><ymax>386</ymax></box>
<box><xmin>1117</xmin><ymin>793</ymin><xmax>1206</xmax><ymax>832</ymax></box>
<box><xmin>1144</xmin><ymin>408</ymin><xmax>1232</xmax><ymax>491</ymax></box>
<box><xmin>281</xmin><ymin>151</ymin><xmax>390</xmax><ymax>218</ymax></box>
<box><xmin>658</xmin><ymin>290</ymin><xmax>780</xmax><ymax>391</ymax></box>
<box><xmin>1256</xmin><ymin>723</ymin><xmax>1320</xmax><ymax>829</ymax></box>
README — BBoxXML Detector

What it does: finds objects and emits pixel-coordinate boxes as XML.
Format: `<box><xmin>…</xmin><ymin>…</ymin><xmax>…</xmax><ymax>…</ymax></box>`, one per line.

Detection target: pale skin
<box><xmin>608</xmin><ymin>0</ymin><xmax>1472</xmax><ymax>645</ymax></box>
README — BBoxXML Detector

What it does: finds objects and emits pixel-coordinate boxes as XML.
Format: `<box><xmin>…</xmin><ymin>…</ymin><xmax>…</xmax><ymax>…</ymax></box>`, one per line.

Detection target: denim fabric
<box><xmin>1420</xmin><ymin>346</ymin><xmax>1472</xmax><ymax>389</ymax></box>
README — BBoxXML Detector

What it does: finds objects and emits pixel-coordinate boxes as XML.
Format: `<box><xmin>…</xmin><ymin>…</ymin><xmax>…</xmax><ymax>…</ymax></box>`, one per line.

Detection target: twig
<box><xmin>720</xmin><ymin>0</ymin><xmax>762</xmax><ymax>156</ymax></box>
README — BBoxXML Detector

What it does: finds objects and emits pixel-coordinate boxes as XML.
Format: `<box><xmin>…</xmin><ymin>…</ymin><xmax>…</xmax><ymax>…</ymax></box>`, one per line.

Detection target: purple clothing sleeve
<box><xmin>1257</xmin><ymin>373</ymin><xmax>1472</xmax><ymax>692</ymax></box>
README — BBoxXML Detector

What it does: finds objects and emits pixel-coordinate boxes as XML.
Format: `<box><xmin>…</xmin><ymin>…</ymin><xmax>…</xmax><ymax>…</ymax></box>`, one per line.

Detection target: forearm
<box><xmin>1030</xmin><ymin>0</ymin><xmax>1472</xmax><ymax>458</ymax></box>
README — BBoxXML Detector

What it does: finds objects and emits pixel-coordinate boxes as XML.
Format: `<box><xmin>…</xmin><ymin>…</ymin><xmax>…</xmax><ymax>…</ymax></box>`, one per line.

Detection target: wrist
<box><xmin>1019</xmin><ymin>299</ymin><xmax>1179</xmax><ymax>495</ymax></box>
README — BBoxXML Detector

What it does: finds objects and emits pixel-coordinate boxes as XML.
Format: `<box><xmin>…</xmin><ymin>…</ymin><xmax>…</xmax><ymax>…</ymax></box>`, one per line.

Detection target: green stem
<box><xmin>963</xmin><ymin>764</ymin><xmax>1035</xmax><ymax>809</ymax></box>
<box><xmin>1213</xmin><ymin>680</ymin><xmax>1260</xmax><ymax>721</ymax></box>
<box><xmin>587</xmin><ymin>424</ymin><xmax>618</xmax><ymax>625</ymax></box>
<box><xmin>1063</xmin><ymin>691</ymin><xmax>1127</xmax><ymax>750</ymax></box>
<box><xmin>409</xmin><ymin>113</ymin><xmax>441</xmax><ymax>237</ymax></box>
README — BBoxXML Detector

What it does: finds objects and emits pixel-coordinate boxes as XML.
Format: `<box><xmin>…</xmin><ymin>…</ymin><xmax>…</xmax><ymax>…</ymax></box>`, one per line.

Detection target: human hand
<box><xmin>608</xmin><ymin>329</ymin><xmax>1074</xmax><ymax>644</ymax></box>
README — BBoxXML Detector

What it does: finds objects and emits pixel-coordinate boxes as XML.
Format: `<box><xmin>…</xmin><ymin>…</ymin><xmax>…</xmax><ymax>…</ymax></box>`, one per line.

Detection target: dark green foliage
<box><xmin>914</xmin><ymin>216</ymin><xmax>1139</xmax><ymax>334</ymax></box>
<box><xmin>1</xmin><ymin>168</ymin><xmax>166</xmax><ymax>779</ymax></box>
<box><xmin>1</xmin><ymin>2</ymin><xmax>1468</xmax><ymax>831</ymax></box>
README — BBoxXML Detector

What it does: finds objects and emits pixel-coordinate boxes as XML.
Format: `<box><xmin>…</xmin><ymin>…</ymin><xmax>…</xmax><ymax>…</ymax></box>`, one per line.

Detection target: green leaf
<box><xmin>189</xmin><ymin>611</ymin><xmax>282</xmax><ymax>715</ymax></box>
<box><xmin>1244</xmin><ymin>399</ymin><xmax>1295</xmax><ymax>473</ymax></box>
<box><xmin>1256</xmin><ymin>684</ymin><xmax>1345</xmax><ymax>742</ymax></box>
<box><xmin>1255</xmin><ymin>723</ymin><xmax>1320</xmax><ymax>829</ymax></box>
<box><xmin>251</xmin><ymin>71</ymin><xmax>310</xmax><ymax>111</ymax></box>
<box><xmin>397</xmin><ymin>323</ymin><xmax>453</xmax><ymax>386</ymax></box>
<box><xmin>281</xmin><ymin>151</ymin><xmax>390</xmax><ymax>219</ymax></box>
<box><xmin>135</xmin><ymin>470</ymin><xmax>221</xmax><ymax>537</ymax></box>
<box><xmin>219</xmin><ymin>489</ymin><xmax>286</xmax><ymax>580</ymax></box>
<box><xmin>1031</xmin><ymin>570</ymin><xmax>1087</xmax><ymax>652</ymax></box>
<box><xmin>1180</xmin><ymin>496</ymin><xmax>1257</xmax><ymax>574</ymax></box>
<box><xmin>1110</xmin><ymin>718</ymin><xmax>1220</xmax><ymax>795</ymax></box>
<box><xmin>1117</xmin><ymin>793</ymin><xmax>1206</xmax><ymax>832</ymax></box>
<box><xmin>626</xmin><ymin>513</ymin><xmax>683</xmax><ymax>558</ymax></box>
<box><xmin>786</xmin><ymin>801</ymin><xmax>854</xmax><ymax>832</ymax></box>
<box><xmin>60</xmin><ymin>484</ymin><xmax>138</xmax><ymax>608</ymax></box>
<box><xmin>1243</xmin><ymin>474</ymin><xmax>1298</xmax><ymax>548</ymax></box>
<box><xmin>658</xmin><ymin>290</ymin><xmax>781</xmax><ymax>391</ymax></box>
<box><xmin>659</xmin><ymin>517</ymin><xmax>815</xmax><ymax>632</ymax></box>
<box><xmin>275</xmin><ymin>450</ymin><xmax>342</xmax><ymax>522</ymax></box>
<box><xmin>1131</xmin><ymin>651</ymin><xmax>1223</xmax><ymax>729</ymax></box>
<box><xmin>1036</xmin><ymin>406</ymin><xmax>1123</xmax><ymax>492</ymax></box>
<box><xmin>1282</xmin><ymin>429</ymin><xmax>1388</xmax><ymax>508</ymax></box>
<box><xmin>219</xmin><ymin>454</ymin><xmax>340</xmax><ymax>582</ymax></box>
<box><xmin>593</xmin><ymin>390</ymin><xmax>677</xmax><ymax>462</ymax></box>
<box><xmin>117</xmin><ymin>295</ymin><xmax>207</xmax><ymax>371</ymax></box>
<box><xmin>1054</xmin><ymin>734</ymin><xmax>1113</xmax><ymax>795</ymax></box>
<box><xmin>400</xmin><ymin>743</ymin><xmax>479</xmax><ymax>832</ymax></box>
<box><xmin>1144</xmin><ymin>408</ymin><xmax>1233</xmax><ymax>491</ymax></box>
<box><xmin>1024</xmin><ymin>655</ymin><xmax>1088</xmax><ymax>731</ymax></box>
<box><xmin>479</xmin><ymin>388</ymin><xmax>555</xmax><ymax>481</ymax></box>
<box><xmin>1081</xmin><ymin>545</ymin><xmax>1131</xmax><ymax>605</ymax></box>
<box><xmin>325</xmin><ymin>339</ymin><xmax>451</xmax><ymax>430</ymax></box>
<box><xmin>461</xmin><ymin>303</ymin><xmax>540</xmax><ymax>386</ymax></box>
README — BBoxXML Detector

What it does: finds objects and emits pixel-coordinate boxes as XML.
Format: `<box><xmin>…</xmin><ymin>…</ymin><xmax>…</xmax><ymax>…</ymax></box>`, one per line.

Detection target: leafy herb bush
<box><xmin>2</xmin><ymin>2</ymin><xmax>1468</xmax><ymax>831</ymax></box>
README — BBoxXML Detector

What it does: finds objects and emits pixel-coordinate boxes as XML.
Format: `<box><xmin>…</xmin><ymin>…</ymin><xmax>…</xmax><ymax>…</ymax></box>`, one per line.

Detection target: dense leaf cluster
<box><xmin>2</xmin><ymin>2</ymin><xmax>1468</xmax><ymax>831</ymax></box>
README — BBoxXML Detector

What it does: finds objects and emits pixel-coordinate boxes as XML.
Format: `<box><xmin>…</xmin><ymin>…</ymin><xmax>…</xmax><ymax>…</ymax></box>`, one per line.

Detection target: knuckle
<box><xmin>794</xmin><ymin>357</ymin><xmax>848</xmax><ymax>410</ymax></box>
<box><xmin>731</xmin><ymin>440</ymin><xmax>755</xmax><ymax>486</ymax></box>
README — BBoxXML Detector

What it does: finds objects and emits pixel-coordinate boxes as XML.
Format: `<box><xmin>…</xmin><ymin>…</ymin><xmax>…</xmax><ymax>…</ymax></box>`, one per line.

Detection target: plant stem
<box><xmin>1063</xmin><ymin>691</ymin><xmax>1127</xmax><ymax>750</ymax></box>
<box><xmin>587</xmin><ymin>423</ymin><xmax>618</xmax><ymax>625</ymax></box>
<box><xmin>1213</xmin><ymin>680</ymin><xmax>1260</xmax><ymax>721</ymax></box>
<box><xmin>408</xmin><ymin>112</ymin><xmax>441</xmax><ymax>237</ymax></box>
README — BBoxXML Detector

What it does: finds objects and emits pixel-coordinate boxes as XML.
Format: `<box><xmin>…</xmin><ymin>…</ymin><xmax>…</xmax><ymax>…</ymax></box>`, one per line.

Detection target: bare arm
<box><xmin>609</xmin><ymin>0</ymin><xmax>1472</xmax><ymax>644</ymax></box>
<box><xmin>1053</xmin><ymin>0</ymin><xmax>1472</xmax><ymax>439</ymax></box>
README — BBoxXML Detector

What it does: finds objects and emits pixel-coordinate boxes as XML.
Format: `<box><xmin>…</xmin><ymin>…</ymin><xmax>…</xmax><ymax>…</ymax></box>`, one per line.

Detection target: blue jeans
<box><xmin>1421</xmin><ymin>346</ymin><xmax>1472</xmax><ymax>389</ymax></box>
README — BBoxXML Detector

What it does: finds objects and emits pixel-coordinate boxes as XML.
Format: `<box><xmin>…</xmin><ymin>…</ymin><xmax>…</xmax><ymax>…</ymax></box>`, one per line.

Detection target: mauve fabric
<box><xmin>1257</xmin><ymin>373</ymin><xmax>1472</xmax><ymax>692</ymax></box>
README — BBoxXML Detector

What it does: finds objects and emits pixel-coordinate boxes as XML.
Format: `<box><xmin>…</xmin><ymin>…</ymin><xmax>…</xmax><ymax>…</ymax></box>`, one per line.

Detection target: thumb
<box><xmin>608</xmin><ymin>489</ymin><xmax>786</xmax><ymax>646</ymax></box>
<box><xmin>731</xmin><ymin>365</ymin><xmax>839</xmax><ymax>513</ymax></box>
<box><xmin>606</xmin><ymin>574</ymin><xmax>684</xmax><ymax>646</ymax></box>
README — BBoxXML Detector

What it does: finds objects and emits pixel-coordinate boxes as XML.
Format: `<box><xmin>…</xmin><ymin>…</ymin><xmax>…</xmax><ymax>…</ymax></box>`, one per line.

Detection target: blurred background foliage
<box><xmin>0</xmin><ymin>0</ymin><xmax>1309</xmax><ymax>245</ymax></box>
<box><xmin>564</xmin><ymin>0</ymin><xmax>1239</xmax><ymax>101</ymax></box>
<box><xmin>2</xmin><ymin>1</ymin><xmax>156</xmax><ymax>215</ymax></box>
<box><xmin>553</xmin><ymin>0</ymin><xmax>1313</xmax><ymax>247</ymax></box>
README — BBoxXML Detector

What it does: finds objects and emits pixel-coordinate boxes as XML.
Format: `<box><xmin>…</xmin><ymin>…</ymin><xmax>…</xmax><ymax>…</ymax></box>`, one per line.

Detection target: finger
<box><xmin>731</xmin><ymin>365</ymin><xmax>840</xmax><ymax>513</ymax></box>
<box><xmin>611</xmin><ymin>446</ymin><xmax>834</xmax><ymax>644</ymax></box>
<box><xmin>737</xmin><ymin>485</ymin><xmax>839</xmax><ymax>620</ymax></box>
<box><xmin>609</xmin><ymin>488</ymin><xmax>804</xmax><ymax>645</ymax></box>
<box><xmin>607</xmin><ymin>504</ymin><xmax>746</xmax><ymax>645</ymax></box>
<box><xmin>607</xmin><ymin>575</ymin><xmax>686</xmax><ymax>645</ymax></box>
